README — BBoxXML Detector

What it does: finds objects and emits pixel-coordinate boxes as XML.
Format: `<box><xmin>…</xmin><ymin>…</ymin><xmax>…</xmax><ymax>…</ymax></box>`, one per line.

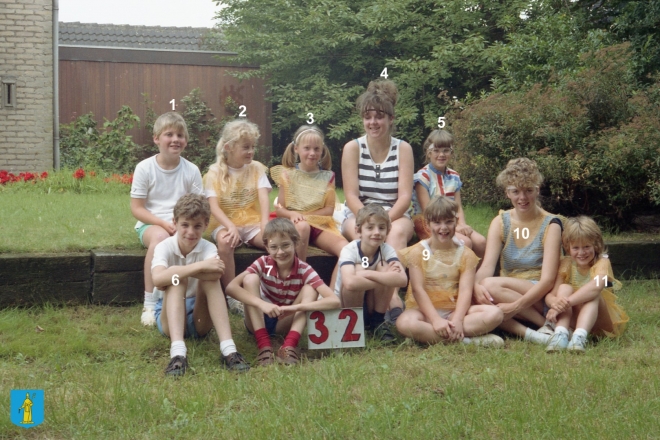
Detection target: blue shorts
<box><xmin>245</xmin><ymin>313</ymin><xmax>279</xmax><ymax>336</ymax></box>
<box><xmin>155</xmin><ymin>296</ymin><xmax>204</xmax><ymax>339</ymax></box>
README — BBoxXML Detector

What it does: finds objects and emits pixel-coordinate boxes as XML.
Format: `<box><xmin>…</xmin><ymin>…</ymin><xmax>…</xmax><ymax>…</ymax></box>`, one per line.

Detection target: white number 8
<box><xmin>361</xmin><ymin>257</ymin><xmax>369</xmax><ymax>268</ymax></box>
<box><xmin>422</xmin><ymin>249</ymin><xmax>431</xmax><ymax>261</ymax></box>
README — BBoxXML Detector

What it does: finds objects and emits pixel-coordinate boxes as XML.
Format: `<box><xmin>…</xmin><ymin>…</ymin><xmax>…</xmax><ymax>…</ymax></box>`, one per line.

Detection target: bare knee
<box><xmin>558</xmin><ymin>284</ymin><xmax>573</xmax><ymax>298</ymax></box>
<box><xmin>295</xmin><ymin>220</ymin><xmax>311</xmax><ymax>237</ymax></box>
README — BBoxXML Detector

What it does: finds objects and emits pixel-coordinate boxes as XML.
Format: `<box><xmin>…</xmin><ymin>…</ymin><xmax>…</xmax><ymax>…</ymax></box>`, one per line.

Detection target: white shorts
<box><xmin>436</xmin><ymin>309</ymin><xmax>453</xmax><ymax>320</ymax></box>
<box><xmin>212</xmin><ymin>225</ymin><xmax>260</xmax><ymax>247</ymax></box>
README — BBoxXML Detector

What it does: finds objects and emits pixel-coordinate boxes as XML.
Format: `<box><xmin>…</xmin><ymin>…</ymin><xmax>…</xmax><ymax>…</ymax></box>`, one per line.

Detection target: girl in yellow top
<box><xmin>544</xmin><ymin>216</ymin><xmax>628</xmax><ymax>353</ymax></box>
<box><xmin>270</xmin><ymin>125</ymin><xmax>349</xmax><ymax>265</ymax></box>
<box><xmin>203</xmin><ymin>119</ymin><xmax>271</xmax><ymax>291</ymax></box>
<box><xmin>396</xmin><ymin>196</ymin><xmax>504</xmax><ymax>346</ymax></box>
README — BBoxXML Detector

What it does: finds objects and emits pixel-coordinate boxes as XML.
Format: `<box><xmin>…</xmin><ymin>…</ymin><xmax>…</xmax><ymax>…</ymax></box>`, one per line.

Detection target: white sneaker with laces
<box><xmin>467</xmin><ymin>334</ymin><xmax>504</xmax><ymax>348</ymax></box>
<box><xmin>141</xmin><ymin>307</ymin><xmax>156</xmax><ymax>326</ymax></box>
<box><xmin>538</xmin><ymin>323</ymin><xmax>555</xmax><ymax>336</ymax></box>
<box><xmin>227</xmin><ymin>297</ymin><xmax>245</xmax><ymax>317</ymax></box>
<box><xmin>546</xmin><ymin>332</ymin><xmax>569</xmax><ymax>352</ymax></box>
<box><xmin>567</xmin><ymin>334</ymin><xmax>587</xmax><ymax>353</ymax></box>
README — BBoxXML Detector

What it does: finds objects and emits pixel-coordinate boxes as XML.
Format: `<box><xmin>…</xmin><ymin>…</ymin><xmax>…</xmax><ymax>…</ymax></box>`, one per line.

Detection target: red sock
<box><xmin>254</xmin><ymin>328</ymin><xmax>271</xmax><ymax>350</ymax></box>
<box><xmin>282</xmin><ymin>330</ymin><xmax>301</xmax><ymax>348</ymax></box>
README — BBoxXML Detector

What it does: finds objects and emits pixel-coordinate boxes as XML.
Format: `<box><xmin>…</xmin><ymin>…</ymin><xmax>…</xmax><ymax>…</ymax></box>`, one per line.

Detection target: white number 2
<box><xmin>239</xmin><ymin>105</ymin><xmax>247</xmax><ymax>117</ymax></box>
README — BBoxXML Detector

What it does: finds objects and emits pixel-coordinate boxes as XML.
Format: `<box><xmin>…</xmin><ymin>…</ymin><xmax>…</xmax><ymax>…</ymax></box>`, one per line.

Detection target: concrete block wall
<box><xmin>0</xmin><ymin>0</ymin><xmax>53</xmax><ymax>172</ymax></box>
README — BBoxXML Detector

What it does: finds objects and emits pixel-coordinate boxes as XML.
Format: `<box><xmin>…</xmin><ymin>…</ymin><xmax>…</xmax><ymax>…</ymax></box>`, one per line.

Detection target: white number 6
<box><xmin>172</xmin><ymin>274</ymin><xmax>179</xmax><ymax>286</ymax></box>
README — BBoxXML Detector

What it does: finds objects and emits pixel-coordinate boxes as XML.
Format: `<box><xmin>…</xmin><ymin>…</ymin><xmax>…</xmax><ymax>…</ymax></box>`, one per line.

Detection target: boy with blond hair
<box><xmin>130</xmin><ymin>112</ymin><xmax>203</xmax><ymax>326</ymax></box>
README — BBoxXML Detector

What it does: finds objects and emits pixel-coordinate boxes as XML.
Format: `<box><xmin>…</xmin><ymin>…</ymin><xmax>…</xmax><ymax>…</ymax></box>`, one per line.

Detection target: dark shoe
<box><xmin>255</xmin><ymin>347</ymin><xmax>275</xmax><ymax>367</ymax></box>
<box><xmin>164</xmin><ymin>355</ymin><xmax>187</xmax><ymax>377</ymax></box>
<box><xmin>222</xmin><ymin>352</ymin><xmax>250</xmax><ymax>373</ymax></box>
<box><xmin>276</xmin><ymin>345</ymin><xmax>300</xmax><ymax>365</ymax></box>
<box><xmin>373</xmin><ymin>322</ymin><xmax>396</xmax><ymax>344</ymax></box>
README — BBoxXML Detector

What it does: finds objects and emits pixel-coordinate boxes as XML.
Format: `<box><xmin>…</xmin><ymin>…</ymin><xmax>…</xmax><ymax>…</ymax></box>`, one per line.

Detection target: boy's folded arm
<box><xmin>151</xmin><ymin>264</ymin><xmax>197</xmax><ymax>288</ymax></box>
<box><xmin>225</xmin><ymin>271</ymin><xmax>270</xmax><ymax>308</ymax></box>
<box><xmin>340</xmin><ymin>264</ymin><xmax>380</xmax><ymax>291</ymax></box>
<box><xmin>361</xmin><ymin>262</ymin><xmax>408</xmax><ymax>287</ymax></box>
<box><xmin>288</xmin><ymin>284</ymin><xmax>340</xmax><ymax>312</ymax></box>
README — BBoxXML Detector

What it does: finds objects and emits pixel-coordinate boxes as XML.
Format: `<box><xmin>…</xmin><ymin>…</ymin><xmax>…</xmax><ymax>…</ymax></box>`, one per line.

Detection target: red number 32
<box><xmin>309</xmin><ymin>309</ymin><xmax>361</xmax><ymax>344</ymax></box>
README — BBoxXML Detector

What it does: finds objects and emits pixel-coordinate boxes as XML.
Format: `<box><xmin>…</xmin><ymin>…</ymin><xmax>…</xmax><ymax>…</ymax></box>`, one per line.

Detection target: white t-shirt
<box><xmin>334</xmin><ymin>240</ymin><xmax>399</xmax><ymax>296</ymax></box>
<box><xmin>151</xmin><ymin>235</ymin><xmax>219</xmax><ymax>298</ymax></box>
<box><xmin>130</xmin><ymin>155</ymin><xmax>203</xmax><ymax>229</ymax></box>
<box><xmin>203</xmin><ymin>164</ymin><xmax>271</xmax><ymax>198</ymax></box>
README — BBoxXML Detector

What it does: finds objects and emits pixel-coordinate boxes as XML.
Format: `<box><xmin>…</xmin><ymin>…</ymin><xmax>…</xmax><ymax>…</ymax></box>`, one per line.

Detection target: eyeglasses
<box><xmin>267</xmin><ymin>242</ymin><xmax>293</xmax><ymax>253</ymax></box>
<box><xmin>429</xmin><ymin>148</ymin><xmax>453</xmax><ymax>155</ymax></box>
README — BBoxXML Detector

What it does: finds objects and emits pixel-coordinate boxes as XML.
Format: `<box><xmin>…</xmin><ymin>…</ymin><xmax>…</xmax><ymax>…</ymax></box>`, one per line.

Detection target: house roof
<box><xmin>59</xmin><ymin>22</ymin><xmax>224</xmax><ymax>51</ymax></box>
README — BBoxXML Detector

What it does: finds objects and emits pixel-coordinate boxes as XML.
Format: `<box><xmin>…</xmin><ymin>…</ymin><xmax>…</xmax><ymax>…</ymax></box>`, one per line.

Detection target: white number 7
<box><xmin>265</xmin><ymin>265</ymin><xmax>273</xmax><ymax>276</ymax></box>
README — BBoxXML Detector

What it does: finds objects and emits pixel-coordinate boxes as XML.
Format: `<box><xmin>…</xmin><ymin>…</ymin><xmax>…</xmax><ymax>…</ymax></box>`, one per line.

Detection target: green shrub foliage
<box><xmin>452</xmin><ymin>44</ymin><xmax>660</xmax><ymax>229</ymax></box>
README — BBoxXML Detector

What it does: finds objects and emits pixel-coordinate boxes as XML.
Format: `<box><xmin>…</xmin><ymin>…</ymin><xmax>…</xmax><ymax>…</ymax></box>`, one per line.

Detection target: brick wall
<box><xmin>0</xmin><ymin>0</ymin><xmax>53</xmax><ymax>172</ymax></box>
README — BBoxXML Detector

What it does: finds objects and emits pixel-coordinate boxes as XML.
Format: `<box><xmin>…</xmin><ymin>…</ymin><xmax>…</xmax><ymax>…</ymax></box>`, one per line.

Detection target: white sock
<box><xmin>555</xmin><ymin>326</ymin><xmax>569</xmax><ymax>336</ymax></box>
<box><xmin>544</xmin><ymin>320</ymin><xmax>555</xmax><ymax>329</ymax></box>
<box><xmin>144</xmin><ymin>291</ymin><xmax>157</xmax><ymax>308</ymax></box>
<box><xmin>170</xmin><ymin>340</ymin><xmax>187</xmax><ymax>358</ymax></box>
<box><xmin>462</xmin><ymin>337</ymin><xmax>472</xmax><ymax>344</ymax></box>
<box><xmin>220</xmin><ymin>339</ymin><xmax>237</xmax><ymax>357</ymax></box>
<box><xmin>525</xmin><ymin>328</ymin><xmax>551</xmax><ymax>344</ymax></box>
<box><xmin>574</xmin><ymin>328</ymin><xmax>588</xmax><ymax>339</ymax></box>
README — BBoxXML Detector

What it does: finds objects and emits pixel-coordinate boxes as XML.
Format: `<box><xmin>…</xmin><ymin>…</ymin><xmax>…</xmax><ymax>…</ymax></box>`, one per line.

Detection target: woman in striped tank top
<box><xmin>473</xmin><ymin>158</ymin><xmax>563</xmax><ymax>345</ymax></box>
<box><xmin>341</xmin><ymin>79</ymin><xmax>415</xmax><ymax>321</ymax></box>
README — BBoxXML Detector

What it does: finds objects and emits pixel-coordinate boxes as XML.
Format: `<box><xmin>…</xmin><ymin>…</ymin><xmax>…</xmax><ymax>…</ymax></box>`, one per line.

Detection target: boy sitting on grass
<box><xmin>226</xmin><ymin>218</ymin><xmax>340</xmax><ymax>366</ymax></box>
<box><xmin>130</xmin><ymin>112</ymin><xmax>203</xmax><ymax>326</ymax></box>
<box><xmin>152</xmin><ymin>193</ymin><xmax>249</xmax><ymax>376</ymax></box>
<box><xmin>335</xmin><ymin>204</ymin><xmax>408</xmax><ymax>342</ymax></box>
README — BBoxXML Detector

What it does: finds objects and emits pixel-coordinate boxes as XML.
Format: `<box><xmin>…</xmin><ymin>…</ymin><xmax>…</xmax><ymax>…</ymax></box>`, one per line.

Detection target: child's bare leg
<box><xmin>591</xmin><ymin>296</ymin><xmax>614</xmax><ymax>335</ymax></box>
<box><xmin>455</xmin><ymin>232</ymin><xmax>473</xmax><ymax>249</ymax></box>
<box><xmin>195</xmin><ymin>280</ymin><xmax>232</xmax><ymax>340</ymax></box>
<box><xmin>160</xmin><ymin>279</ymin><xmax>188</xmax><ymax>340</ymax></box>
<box><xmin>284</xmin><ymin>284</ymin><xmax>318</xmax><ymax>335</ymax></box>
<box><xmin>293</xmin><ymin>220</ymin><xmax>311</xmax><ymax>261</ymax></box>
<box><xmin>462</xmin><ymin>305</ymin><xmax>504</xmax><ymax>337</ymax></box>
<box><xmin>469</xmin><ymin>231</ymin><xmax>487</xmax><ymax>259</ymax></box>
<box><xmin>555</xmin><ymin>284</ymin><xmax>574</xmax><ymax>330</ymax></box>
<box><xmin>481</xmin><ymin>277</ymin><xmax>545</xmax><ymax>327</ymax></box>
<box><xmin>215</xmin><ymin>232</ymin><xmax>236</xmax><ymax>290</ymax></box>
<box><xmin>396</xmin><ymin>309</ymin><xmax>444</xmax><ymax>344</ymax></box>
<box><xmin>242</xmin><ymin>273</ymin><xmax>267</xmax><ymax>333</ymax></box>
<box><xmin>574</xmin><ymin>295</ymin><xmax>600</xmax><ymax>334</ymax></box>
<box><xmin>385</xmin><ymin>217</ymin><xmax>413</xmax><ymax>312</ymax></box>
<box><xmin>313</xmin><ymin>231</ymin><xmax>348</xmax><ymax>288</ymax></box>
<box><xmin>247</xmin><ymin>231</ymin><xmax>267</xmax><ymax>250</ymax></box>
<box><xmin>142</xmin><ymin>225</ymin><xmax>170</xmax><ymax>292</ymax></box>
<box><xmin>342</xmin><ymin>217</ymin><xmax>358</xmax><ymax>241</ymax></box>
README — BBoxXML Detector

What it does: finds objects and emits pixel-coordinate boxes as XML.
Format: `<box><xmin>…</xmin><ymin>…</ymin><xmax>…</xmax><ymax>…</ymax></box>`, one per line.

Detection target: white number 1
<box><xmin>594</xmin><ymin>275</ymin><xmax>608</xmax><ymax>287</ymax></box>
<box><xmin>169</xmin><ymin>99</ymin><xmax>175</xmax><ymax>110</ymax></box>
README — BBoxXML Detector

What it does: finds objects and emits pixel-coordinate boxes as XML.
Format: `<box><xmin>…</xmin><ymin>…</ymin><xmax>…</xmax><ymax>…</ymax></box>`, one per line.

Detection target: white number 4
<box><xmin>380</xmin><ymin>67</ymin><xmax>388</xmax><ymax>79</ymax></box>
<box><xmin>265</xmin><ymin>265</ymin><xmax>273</xmax><ymax>276</ymax></box>
<box><xmin>594</xmin><ymin>275</ymin><xmax>608</xmax><ymax>287</ymax></box>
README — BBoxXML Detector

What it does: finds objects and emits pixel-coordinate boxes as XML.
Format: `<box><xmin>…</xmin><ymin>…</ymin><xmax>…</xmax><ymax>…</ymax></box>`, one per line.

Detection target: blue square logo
<box><xmin>10</xmin><ymin>390</ymin><xmax>44</xmax><ymax>428</ymax></box>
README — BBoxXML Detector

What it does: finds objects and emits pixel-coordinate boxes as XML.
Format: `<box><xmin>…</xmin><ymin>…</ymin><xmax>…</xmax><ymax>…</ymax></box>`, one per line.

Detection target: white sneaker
<box><xmin>567</xmin><ymin>334</ymin><xmax>587</xmax><ymax>353</ymax></box>
<box><xmin>467</xmin><ymin>334</ymin><xmax>504</xmax><ymax>348</ymax></box>
<box><xmin>546</xmin><ymin>332</ymin><xmax>569</xmax><ymax>352</ymax></box>
<box><xmin>227</xmin><ymin>297</ymin><xmax>245</xmax><ymax>317</ymax></box>
<box><xmin>538</xmin><ymin>323</ymin><xmax>555</xmax><ymax>336</ymax></box>
<box><xmin>525</xmin><ymin>329</ymin><xmax>552</xmax><ymax>345</ymax></box>
<box><xmin>141</xmin><ymin>307</ymin><xmax>156</xmax><ymax>326</ymax></box>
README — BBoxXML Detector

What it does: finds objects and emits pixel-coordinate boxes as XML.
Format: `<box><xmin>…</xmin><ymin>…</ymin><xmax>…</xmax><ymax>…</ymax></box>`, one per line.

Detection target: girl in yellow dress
<box><xmin>203</xmin><ymin>119</ymin><xmax>270</xmax><ymax>292</ymax></box>
<box><xmin>271</xmin><ymin>125</ymin><xmax>348</xmax><ymax>285</ymax></box>
<box><xmin>396</xmin><ymin>196</ymin><xmax>504</xmax><ymax>346</ymax></box>
<box><xmin>544</xmin><ymin>216</ymin><xmax>628</xmax><ymax>353</ymax></box>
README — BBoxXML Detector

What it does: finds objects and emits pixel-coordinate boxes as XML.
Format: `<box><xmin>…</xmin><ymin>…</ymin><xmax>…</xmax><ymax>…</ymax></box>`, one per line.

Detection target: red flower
<box><xmin>73</xmin><ymin>168</ymin><xmax>85</xmax><ymax>179</ymax></box>
<box><xmin>41</xmin><ymin>172</ymin><xmax>48</xmax><ymax>179</ymax></box>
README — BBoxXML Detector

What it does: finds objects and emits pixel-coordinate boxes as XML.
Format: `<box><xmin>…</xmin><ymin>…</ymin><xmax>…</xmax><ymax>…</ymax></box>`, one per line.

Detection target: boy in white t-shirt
<box><xmin>130</xmin><ymin>112</ymin><xmax>203</xmax><ymax>326</ymax></box>
<box><xmin>152</xmin><ymin>194</ymin><xmax>249</xmax><ymax>376</ymax></box>
<box><xmin>335</xmin><ymin>204</ymin><xmax>408</xmax><ymax>342</ymax></box>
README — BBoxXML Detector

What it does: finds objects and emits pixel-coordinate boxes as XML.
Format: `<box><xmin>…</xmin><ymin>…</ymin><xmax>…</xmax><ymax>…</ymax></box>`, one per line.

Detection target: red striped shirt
<box><xmin>246</xmin><ymin>255</ymin><xmax>324</xmax><ymax>306</ymax></box>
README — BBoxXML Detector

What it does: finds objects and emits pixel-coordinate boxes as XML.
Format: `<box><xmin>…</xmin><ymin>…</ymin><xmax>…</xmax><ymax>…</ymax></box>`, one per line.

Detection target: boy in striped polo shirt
<box><xmin>226</xmin><ymin>218</ymin><xmax>339</xmax><ymax>366</ymax></box>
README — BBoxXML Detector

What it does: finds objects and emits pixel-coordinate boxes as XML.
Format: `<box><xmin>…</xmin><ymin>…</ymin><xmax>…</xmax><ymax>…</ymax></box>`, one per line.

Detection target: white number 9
<box><xmin>422</xmin><ymin>249</ymin><xmax>431</xmax><ymax>261</ymax></box>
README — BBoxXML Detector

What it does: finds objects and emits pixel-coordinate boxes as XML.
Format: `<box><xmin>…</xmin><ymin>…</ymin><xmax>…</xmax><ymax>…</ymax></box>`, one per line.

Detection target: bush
<box><xmin>452</xmin><ymin>44</ymin><xmax>660</xmax><ymax>229</ymax></box>
<box><xmin>60</xmin><ymin>106</ymin><xmax>141</xmax><ymax>174</ymax></box>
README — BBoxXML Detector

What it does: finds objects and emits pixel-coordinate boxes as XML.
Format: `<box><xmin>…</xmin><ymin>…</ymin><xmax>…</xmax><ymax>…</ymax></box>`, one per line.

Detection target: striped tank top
<box><xmin>357</xmin><ymin>135</ymin><xmax>401</xmax><ymax>209</ymax></box>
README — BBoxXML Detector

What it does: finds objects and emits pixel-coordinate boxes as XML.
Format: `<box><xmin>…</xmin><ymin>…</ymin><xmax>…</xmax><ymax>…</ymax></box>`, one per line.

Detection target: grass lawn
<box><xmin>1</xmin><ymin>280</ymin><xmax>659</xmax><ymax>438</ymax></box>
<box><xmin>0</xmin><ymin>188</ymin><xmax>496</xmax><ymax>254</ymax></box>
